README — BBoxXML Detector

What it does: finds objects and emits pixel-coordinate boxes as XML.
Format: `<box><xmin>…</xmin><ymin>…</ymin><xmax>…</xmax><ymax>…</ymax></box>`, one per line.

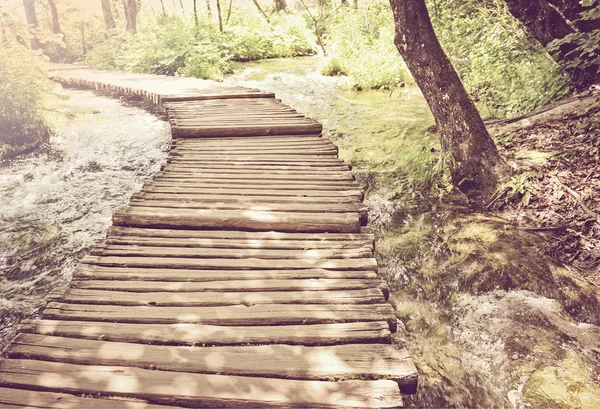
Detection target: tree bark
<box><xmin>216</xmin><ymin>0</ymin><xmax>223</xmax><ymax>31</ymax></box>
<box><xmin>389</xmin><ymin>0</ymin><xmax>505</xmax><ymax>196</ymax></box>
<box><xmin>226</xmin><ymin>0</ymin><xmax>233</xmax><ymax>23</ymax></box>
<box><xmin>251</xmin><ymin>0</ymin><xmax>270</xmax><ymax>22</ymax></box>
<box><xmin>205</xmin><ymin>0</ymin><xmax>213</xmax><ymax>18</ymax></box>
<box><xmin>124</xmin><ymin>0</ymin><xmax>137</xmax><ymax>32</ymax></box>
<box><xmin>193</xmin><ymin>0</ymin><xmax>199</xmax><ymax>27</ymax></box>
<box><xmin>47</xmin><ymin>0</ymin><xmax>61</xmax><ymax>34</ymax></box>
<box><xmin>275</xmin><ymin>0</ymin><xmax>287</xmax><ymax>12</ymax></box>
<box><xmin>101</xmin><ymin>0</ymin><xmax>117</xmax><ymax>29</ymax></box>
<box><xmin>503</xmin><ymin>0</ymin><xmax>574</xmax><ymax>46</ymax></box>
<box><xmin>159</xmin><ymin>0</ymin><xmax>167</xmax><ymax>16</ymax></box>
<box><xmin>22</xmin><ymin>0</ymin><xmax>41</xmax><ymax>49</ymax></box>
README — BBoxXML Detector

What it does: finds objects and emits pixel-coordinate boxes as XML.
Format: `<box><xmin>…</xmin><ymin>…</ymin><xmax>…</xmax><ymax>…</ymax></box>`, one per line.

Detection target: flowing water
<box><xmin>0</xmin><ymin>90</ymin><xmax>170</xmax><ymax>346</ymax></box>
<box><xmin>1</xmin><ymin>57</ymin><xmax>599</xmax><ymax>409</ymax></box>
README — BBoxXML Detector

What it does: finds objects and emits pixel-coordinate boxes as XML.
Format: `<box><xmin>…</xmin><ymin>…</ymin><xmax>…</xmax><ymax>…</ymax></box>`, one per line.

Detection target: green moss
<box><xmin>523</xmin><ymin>352</ymin><xmax>600</xmax><ymax>409</ymax></box>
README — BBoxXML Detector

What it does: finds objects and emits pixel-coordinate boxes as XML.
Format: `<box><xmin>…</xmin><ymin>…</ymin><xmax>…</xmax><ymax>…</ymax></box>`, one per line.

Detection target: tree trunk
<box><xmin>193</xmin><ymin>0</ymin><xmax>199</xmax><ymax>27</ymax></box>
<box><xmin>101</xmin><ymin>0</ymin><xmax>117</xmax><ymax>29</ymax></box>
<box><xmin>47</xmin><ymin>0</ymin><xmax>61</xmax><ymax>34</ymax></box>
<box><xmin>179</xmin><ymin>0</ymin><xmax>185</xmax><ymax>14</ymax></box>
<box><xmin>503</xmin><ymin>0</ymin><xmax>574</xmax><ymax>46</ymax></box>
<box><xmin>251</xmin><ymin>0</ymin><xmax>270</xmax><ymax>22</ymax></box>
<box><xmin>389</xmin><ymin>0</ymin><xmax>505</xmax><ymax>196</ymax></box>
<box><xmin>352</xmin><ymin>0</ymin><xmax>358</xmax><ymax>9</ymax></box>
<box><xmin>22</xmin><ymin>0</ymin><xmax>41</xmax><ymax>49</ymax></box>
<box><xmin>226</xmin><ymin>0</ymin><xmax>233</xmax><ymax>23</ymax></box>
<box><xmin>275</xmin><ymin>0</ymin><xmax>287</xmax><ymax>12</ymax></box>
<box><xmin>124</xmin><ymin>0</ymin><xmax>137</xmax><ymax>32</ymax></box>
<box><xmin>341</xmin><ymin>0</ymin><xmax>347</xmax><ymax>4</ymax></box>
<box><xmin>216</xmin><ymin>0</ymin><xmax>223</xmax><ymax>31</ymax></box>
<box><xmin>205</xmin><ymin>0</ymin><xmax>213</xmax><ymax>18</ymax></box>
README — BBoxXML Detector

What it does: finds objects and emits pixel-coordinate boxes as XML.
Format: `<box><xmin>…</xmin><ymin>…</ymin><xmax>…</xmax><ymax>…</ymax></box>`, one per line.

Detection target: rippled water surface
<box><xmin>0</xmin><ymin>90</ymin><xmax>170</xmax><ymax>345</ymax></box>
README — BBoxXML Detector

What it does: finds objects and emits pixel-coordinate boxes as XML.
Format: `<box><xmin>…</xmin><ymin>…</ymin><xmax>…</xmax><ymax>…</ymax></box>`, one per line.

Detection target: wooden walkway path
<box><xmin>0</xmin><ymin>66</ymin><xmax>417</xmax><ymax>408</ymax></box>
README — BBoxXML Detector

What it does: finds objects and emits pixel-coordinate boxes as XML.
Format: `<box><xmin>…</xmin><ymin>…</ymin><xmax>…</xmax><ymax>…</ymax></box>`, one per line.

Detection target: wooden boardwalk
<box><xmin>0</xmin><ymin>66</ymin><xmax>418</xmax><ymax>408</ymax></box>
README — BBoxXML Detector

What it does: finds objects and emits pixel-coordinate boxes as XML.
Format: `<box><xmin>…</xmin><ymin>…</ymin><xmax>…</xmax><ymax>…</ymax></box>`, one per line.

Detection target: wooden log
<box><xmin>112</xmin><ymin>206</ymin><xmax>362</xmax><ymax>232</ymax></box>
<box><xmin>80</xmin><ymin>255</ymin><xmax>378</xmax><ymax>271</ymax></box>
<box><xmin>89</xmin><ymin>245</ymin><xmax>372</xmax><ymax>260</ymax></box>
<box><xmin>103</xmin><ymin>236</ymin><xmax>372</xmax><ymax>250</ymax></box>
<box><xmin>7</xmin><ymin>334</ymin><xmax>417</xmax><ymax>390</ymax></box>
<box><xmin>106</xmin><ymin>226</ymin><xmax>374</xmax><ymax>242</ymax></box>
<box><xmin>131</xmin><ymin>192</ymin><xmax>360</xmax><ymax>204</ymax></box>
<box><xmin>55</xmin><ymin>288</ymin><xmax>386</xmax><ymax>306</ymax></box>
<box><xmin>74</xmin><ymin>266</ymin><xmax>380</xmax><ymax>282</ymax></box>
<box><xmin>0</xmin><ymin>359</ymin><xmax>404</xmax><ymax>408</ymax></box>
<box><xmin>42</xmin><ymin>302</ymin><xmax>396</xmax><ymax>331</ymax></box>
<box><xmin>0</xmin><ymin>387</ymin><xmax>177</xmax><ymax>409</ymax></box>
<box><xmin>19</xmin><ymin>320</ymin><xmax>393</xmax><ymax>346</ymax></box>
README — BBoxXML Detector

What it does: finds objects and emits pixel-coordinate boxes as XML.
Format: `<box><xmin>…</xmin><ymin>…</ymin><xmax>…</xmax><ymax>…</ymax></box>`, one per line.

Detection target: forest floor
<box><xmin>487</xmin><ymin>86</ymin><xmax>600</xmax><ymax>282</ymax></box>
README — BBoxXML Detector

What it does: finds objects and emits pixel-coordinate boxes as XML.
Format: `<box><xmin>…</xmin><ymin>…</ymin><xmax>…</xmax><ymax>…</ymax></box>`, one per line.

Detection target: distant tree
<box><xmin>251</xmin><ymin>0</ymin><xmax>270</xmax><ymax>22</ymax></box>
<box><xmin>101</xmin><ymin>0</ymin><xmax>117</xmax><ymax>29</ymax></box>
<box><xmin>205</xmin><ymin>0</ymin><xmax>213</xmax><ymax>18</ymax></box>
<box><xmin>193</xmin><ymin>0</ymin><xmax>199</xmax><ymax>27</ymax></box>
<box><xmin>389</xmin><ymin>0</ymin><xmax>506</xmax><ymax>197</ymax></box>
<box><xmin>124</xmin><ymin>0</ymin><xmax>137</xmax><ymax>32</ymax></box>
<box><xmin>216</xmin><ymin>0</ymin><xmax>223</xmax><ymax>31</ymax></box>
<box><xmin>22</xmin><ymin>0</ymin><xmax>41</xmax><ymax>49</ymax></box>
<box><xmin>226</xmin><ymin>0</ymin><xmax>233</xmax><ymax>23</ymax></box>
<box><xmin>275</xmin><ymin>0</ymin><xmax>287</xmax><ymax>11</ymax></box>
<box><xmin>47</xmin><ymin>0</ymin><xmax>61</xmax><ymax>34</ymax></box>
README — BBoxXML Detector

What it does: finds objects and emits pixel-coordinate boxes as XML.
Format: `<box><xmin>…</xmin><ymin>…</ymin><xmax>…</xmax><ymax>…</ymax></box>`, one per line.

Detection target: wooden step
<box><xmin>7</xmin><ymin>334</ymin><xmax>417</xmax><ymax>391</ymax></box>
<box><xmin>0</xmin><ymin>359</ymin><xmax>403</xmax><ymax>408</ymax></box>
<box><xmin>19</xmin><ymin>320</ymin><xmax>393</xmax><ymax>346</ymax></box>
<box><xmin>113</xmin><ymin>206</ymin><xmax>362</xmax><ymax>233</ymax></box>
<box><xmin>42</xmin><ymin>302</ymin><xmax>397</xmax><ymax>331</ymax></box>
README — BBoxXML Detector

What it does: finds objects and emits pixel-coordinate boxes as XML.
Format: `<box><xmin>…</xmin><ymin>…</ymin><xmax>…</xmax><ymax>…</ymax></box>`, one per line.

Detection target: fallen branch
<box><xmin>554</xmin><ymin>177</ymin><xmax>599</xmax><ymax>222</ymax></box>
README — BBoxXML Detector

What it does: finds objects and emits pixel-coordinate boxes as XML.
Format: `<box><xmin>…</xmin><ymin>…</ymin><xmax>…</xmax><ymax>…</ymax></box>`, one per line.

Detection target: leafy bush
<box><xmin>429</xmin><ymin>0</ymin><xmax>569</xmax><ymax>117</ymax></box>
<box><xmin>85</xmin><ymin>12</ymin><xmax>316</xmax><ymax>81</ymax></box>
<box><xmin>0</xmin><ymin>12</ymin><xmax>54</xmax><ymax>160</ymax></box>
<box><xmin>322</xmin><ymin>4</ymin><xmax>412</xmax><ymax>90</ymax></box>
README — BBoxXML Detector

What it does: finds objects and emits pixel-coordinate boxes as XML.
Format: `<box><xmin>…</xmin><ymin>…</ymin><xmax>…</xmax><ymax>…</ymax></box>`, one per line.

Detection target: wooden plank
<box><xmin>90</xmin><ymin>245</ymin><xmax>372</xmax><ymax>260</ymax></box>
<box><xmin>167</xmin><ymin>156</ymin><xmax>342</xmax><ymax>163</ymax></box>
<box><xmin>140</xmin><ymin>186</ymin><xmax>363</xmax><ymax>200</ymax></box>
<box><xmin>172</xmin><ymin>124</ymin><xmax>322</xmax><ymax>138</ymax></box>
<box><xmin>7</xmin><ymin>334</ymin><xmax>417</xmax><ymax>390</ymax></box>
<box><xmin>42</xmin><ymin>302</ymin><xmax>397</xmax><ymax>331</ymax></box>
<box><xmin>161</xmin><ymin>92</ymin><xmax>276</xmax><ymax>102</ymax></box>
<box><xmin>144</xmin><ymin>181</ymin><xmax>360</xmax><ymax>191</ymax></box>
<box><xmin>81</xmin><ymin>255</ymin><xmax>378</xmax><ymax>271</ymax></box>
<box><xmin>55</xmin><ymin>288</ymin><xmax>386</xmax><ymax>306</ymax></box>
<box><xmin>19</xmin><ymin>320</ymin><xmax>392</xmax><ymax>346</ymax></box>
<box><xmin>131</xmin><ymin>193</ymin><xmax>360</xmax><ymax>204</ymax></box>
<box><xmin>74</xmin><ymin>266</ymin><xmax>380</xmax><ymax>282</ymax></box>
<box><xmin>106</xmin><ymin>227</ymin><xmax>374</xmax><ymax>242</ymax></box>
<box><xmin>156</xmin><ymin>171</ymin><xmax>355</xmax><ymax>181</ymax></box>
<box><xmin>170</xmin><ymin>149</ymin><xmax>338</xmax><ymax>157</ymax></box>
<box><xmin>0</xmin><ymin>387</ymin><xmax>179</xmax><ymax>409</ymax></box>
<box><xmin>71</xmin><ymin>279</ymin><xmax>387</xmax><ymax>296</ymax></box>
<box><xmin>163</xmin><ymin>164</ymin><xmax>351</xmax><ymax>171</ymax></box>
<box><xmin>103</xmin><ymin>237</ymin><xmax>372</xmax><ymax>250</ymax></box>
<box><xmin>112</xmin><ymin>207</ymin><xmax>362</xmax><ymax>233</ymax></box>
<box><xmin>0</xmin><ymin>359</ymin><xmax>403</xmax><ymax>408</ymax></box>
<box><xmin>127</xmin><ymin>202</ymin><xmax>368</xmax><ymax>225</ymax></box>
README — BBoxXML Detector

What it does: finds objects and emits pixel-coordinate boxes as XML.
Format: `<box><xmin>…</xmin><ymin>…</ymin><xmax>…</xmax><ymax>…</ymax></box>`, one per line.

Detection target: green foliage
<box><xmin>322</xmin><ymin>3</ymin><xmax>411</xmax><ymax>90</ymax></box>
<box><xmin>406</xmin><ymin>148</ymin><xmax>456</xmax><ymax>198</ymax></box>
<box><xmin>85</xmin><ymin>13</ymin><xmax>316</xmax><ymax>81</ymax></box>
<box><xmin>0</xmin><ymin>10</ymin><xmax>54</xmax><ymax>160</ymax></box>
<box><xmin>429</xmin><ymin>0</ymin><xmax>569</xmax><ymax>117</ymax></box>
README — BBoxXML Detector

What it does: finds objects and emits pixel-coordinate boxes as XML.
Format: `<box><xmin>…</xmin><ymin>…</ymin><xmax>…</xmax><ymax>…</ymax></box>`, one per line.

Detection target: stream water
<box><xmin>0</xmin><ymin>90</ymin><xmax>170</xmax><ymax>346</ymax></box>
<box><xmin>1</xmin><ymin>57</ymin><xmax>599</xmax><ymax>409</ymax></box>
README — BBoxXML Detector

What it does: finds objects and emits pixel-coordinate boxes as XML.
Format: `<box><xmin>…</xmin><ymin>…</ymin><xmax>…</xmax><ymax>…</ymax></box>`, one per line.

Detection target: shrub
<box><xmin>0</xmin><ymin>13</ymin><xmax>54</xmax><ymax>160</ymax></box>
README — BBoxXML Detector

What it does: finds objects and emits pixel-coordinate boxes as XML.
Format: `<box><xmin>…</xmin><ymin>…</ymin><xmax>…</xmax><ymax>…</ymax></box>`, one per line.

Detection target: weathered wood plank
<box><xmin>156</xmin><ymin>171</ymin><xmax>355</xmax><ymax>181</ymax></box>
<box><xmin>74</xmin><ymin>266</ymin><xmax>380</xmax><ymax>282</ymax></box>
<box><xmin>19</xmin><ymin>320</ymin><xmax>392</xmax><ymax>346</ymax></box>
<box><xmin>81</xmin><ymin>255</ymin><xmax>378</xmax><ymax>271</ymax></box>
<box><xmin>56</xmin><ymin>288</ymin><xmax>386</xmax><ymax>306</ymax></box>
<box><xmin>0</xmin><ymin>359</ymin><xmax>403</xmax><ymax>408</ymax></box>
<box><xmin>140</xmin><ymin>186</ymin><xmax>363</xmax><ymax>200</ymax></box>
<box><xmin>7</xmin><ymin>334</ymin><xmax>417</xmax><ymax>390</ymax></box>
<box><xmin>106</xmin><ymin>227</ymin><xmax>374</xmax><ymax>242</ymax></box>
<box><xmin>103</xmin><ymin>237</ymin><xmax>372</xmax><ymax>250</ymax></box>
<box><xmin>144</xmin><ymin>180</ymin><xmax>360</xmax><ymax>191</ymax></box>
<box><xmin>0</xmin><ymin>387</ymin><xmax>179</xmax><ymax>409</ymax></box>
<box><xmin>112</xmin><ymin>206</ymin><xmax>362</xmax><ymax>233</ymax></box>
<box><xmin>90</xmin><ymin>245</ymin><xmax>372</xmax><ymax>260</ymax></box>
<box><xmin>42</xmin><ymin>302</ymin><xmax>397</xmax><ymax>331</ymax></box>
<box><xmin>131</xmin><ymin>192</ymin><xmax>360</xmax><ymax>204</ymax></box>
